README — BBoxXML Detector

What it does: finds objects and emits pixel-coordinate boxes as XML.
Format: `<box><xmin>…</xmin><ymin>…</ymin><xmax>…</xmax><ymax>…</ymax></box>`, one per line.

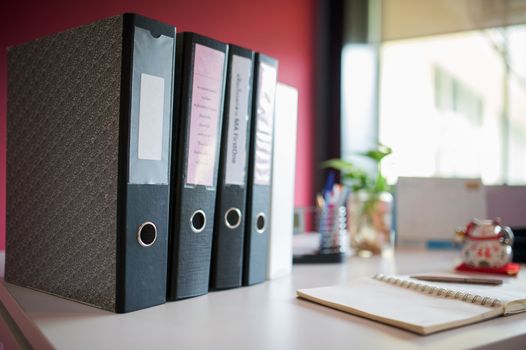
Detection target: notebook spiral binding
<box><xmin>373</xmin><ymin>274</ymin><xmax>503</xmax><ymax>308</ymax></box>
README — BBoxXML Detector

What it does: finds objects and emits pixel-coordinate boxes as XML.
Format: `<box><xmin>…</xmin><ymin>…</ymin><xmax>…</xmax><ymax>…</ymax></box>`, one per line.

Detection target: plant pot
<box><xmin>348</xmin><ymin>190</ymin><xmax>393</xmax><ymax>257</ymax></box>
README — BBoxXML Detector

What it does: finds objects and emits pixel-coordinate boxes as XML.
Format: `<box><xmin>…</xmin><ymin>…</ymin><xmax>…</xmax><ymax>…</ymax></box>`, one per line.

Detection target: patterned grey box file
<box><xmin>6</xmin><ymin>14</ymin><xmax>176</xmax><ymax>312</ymax></box>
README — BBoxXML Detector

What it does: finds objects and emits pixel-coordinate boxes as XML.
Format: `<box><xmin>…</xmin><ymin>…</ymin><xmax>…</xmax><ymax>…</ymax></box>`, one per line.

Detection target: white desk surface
<box><xmin>4</xmin><ymin>250</ymin><xmax>526</xmax><ymax>350</ymax></box>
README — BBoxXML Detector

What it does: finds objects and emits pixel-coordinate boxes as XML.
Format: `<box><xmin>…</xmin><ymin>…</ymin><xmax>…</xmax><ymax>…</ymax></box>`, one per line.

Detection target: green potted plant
<box><xmin>322</xmin><ymin>144</ymin><xmax>393</xmax><ymax>257</ymax></box>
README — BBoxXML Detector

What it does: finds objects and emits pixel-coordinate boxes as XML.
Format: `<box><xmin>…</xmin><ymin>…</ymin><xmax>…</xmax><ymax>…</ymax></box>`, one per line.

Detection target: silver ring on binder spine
<box><xmin>137</xmin><ymin>221</ymin><xmax>158</xmax><ymax>247</ymax></box>
<box><xmin>190</xmin><ymin>210</ymin><xmax>207</xmax><ymax>233</ymax></box>
<box><xmin>225</xmin><ymin>207</ymin><xmax>242</xmax><ymax>229</ymax></box>
<box><xmin>255</xmin><ymin>213</ymin><xmax>266</xmax><ymax>234</ymax></box>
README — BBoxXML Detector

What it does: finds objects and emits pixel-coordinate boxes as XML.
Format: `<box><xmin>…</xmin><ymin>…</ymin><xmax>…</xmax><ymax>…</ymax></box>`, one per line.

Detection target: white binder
<box><xmin>267</xmin><ymin>83</ymin><xmax>298</xmax><ymax>279</ymax></box>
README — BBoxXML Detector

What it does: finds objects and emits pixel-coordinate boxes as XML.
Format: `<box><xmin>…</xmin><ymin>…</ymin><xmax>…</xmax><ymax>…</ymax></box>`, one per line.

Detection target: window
<box><xmin>378</xmin><ymin>26</ymin><xmax>526</xmax><ymax>184</ymax></box>
<box><xmin>340</xmin><ymin>0</ymin><xmax>526</xmax><ymax>186</ymax></box>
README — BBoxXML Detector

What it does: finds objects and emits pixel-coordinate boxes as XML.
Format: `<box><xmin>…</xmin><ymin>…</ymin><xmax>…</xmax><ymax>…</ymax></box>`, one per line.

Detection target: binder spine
<box><xmin>211</xmin><ymin>46</ymin><xmax>254</xmax><ymax>290</ymax></box>
<box><xmin>243</xmin><ymin>53</ymin><xmax>278</xmax><ymax>286</ymax></box>
<box><xmin>373</xmin><ymin>274</ymin><xmax>503</xmax><ymax>307</ymax></box>
<box><xmin>117</xmin><ymin>14</ymin><xmax>176</xmax><ymax>312</ymax></box>
<box><xmin>168</xmin><ymin>33</ymin><xmax>228</xmax><ymax>300</ymax></box>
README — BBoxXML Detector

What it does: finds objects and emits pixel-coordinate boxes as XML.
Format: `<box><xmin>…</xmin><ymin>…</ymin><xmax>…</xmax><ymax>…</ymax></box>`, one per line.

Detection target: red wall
<box><xmin>0</xmin><ymin>0</ymin><xmax>315</xmax><ymax>250</ymax></box>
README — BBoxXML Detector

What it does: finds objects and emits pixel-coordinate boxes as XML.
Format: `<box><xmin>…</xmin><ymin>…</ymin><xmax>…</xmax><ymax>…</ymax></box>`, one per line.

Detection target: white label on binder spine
<box><xmin>186</xmin><ymin>44</ymin><xmax>225</xmax><ymax>187</ymax></box>
<box><xmin>254</xmin><ymin>62</ymin><xmax>277</xmax><ymax>186</ymax></box>
<box><xmin>138</xmin><ymin>73</ymin><xmax>165</xmax><ymax>161</ymax></box>
<box><xmin>225</xmin><ymin>55</ymin><xmax>252</xmax><ymax>186</ymax></box>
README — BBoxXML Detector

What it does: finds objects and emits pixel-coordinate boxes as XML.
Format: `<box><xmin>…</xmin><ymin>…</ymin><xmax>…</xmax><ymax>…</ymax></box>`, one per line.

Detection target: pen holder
<box><xmin>317</xmin><ymin>206</ymin><xmax>348</xmax><ymax>254</ymax></box>
<box><xmin>293</xmin><ymin>206</ymin><xmax>348</xmax><ymax>263</ymax></box>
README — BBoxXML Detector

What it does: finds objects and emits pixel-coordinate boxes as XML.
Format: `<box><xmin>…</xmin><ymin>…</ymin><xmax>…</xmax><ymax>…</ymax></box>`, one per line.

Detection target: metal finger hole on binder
<box><xmin>190</xmin><ymin>210</ymin><xmax>206</xmax><ymax>233</ymax></box>
<box><xmin>225</xmin><ymin>208</ymin><xmax>242</xmax><ymax>229</ymax></box>
<box><xmin>255</xmin><ymin>213</ymin><xmax>266</xmax><ymax>233</ymax></box>
<box><xmin>137</xmin><ymin>221</ymin><xmax>158</xmax><ymax>247</ymax></box>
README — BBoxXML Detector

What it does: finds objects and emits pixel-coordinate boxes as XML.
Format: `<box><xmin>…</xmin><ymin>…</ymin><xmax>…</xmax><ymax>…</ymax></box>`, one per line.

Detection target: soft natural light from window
<box><xmin>341</xmin><ymin>44</ymin><xmax>378</xmax><ymax>174</ymax></box>
<box><xmin>378</xmin><ymin>26</ymin><xmax>526</xmax><ymax>185</ymax></box>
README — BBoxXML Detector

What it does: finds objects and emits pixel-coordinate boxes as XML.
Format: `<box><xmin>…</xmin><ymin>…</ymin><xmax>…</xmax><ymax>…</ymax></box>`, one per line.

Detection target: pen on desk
<box><xmin>410</xmin><ymin>275</ymin><xmax>503</xmax><ymax>286</ymax></box>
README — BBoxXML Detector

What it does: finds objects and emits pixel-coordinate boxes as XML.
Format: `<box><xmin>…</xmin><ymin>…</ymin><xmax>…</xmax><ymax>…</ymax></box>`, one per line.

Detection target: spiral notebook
<box><xmin>297</xmin><ymin>273</ymin><xmax>526</xmax><ymax>335</ymax></box>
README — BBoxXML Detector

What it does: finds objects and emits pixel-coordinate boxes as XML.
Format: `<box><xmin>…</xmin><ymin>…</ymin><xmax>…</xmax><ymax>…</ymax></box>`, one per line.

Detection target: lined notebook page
<box><xmin>297</xmin><ymin>277</ymin><xmax>504</xmax><ymax>335</ymax></box>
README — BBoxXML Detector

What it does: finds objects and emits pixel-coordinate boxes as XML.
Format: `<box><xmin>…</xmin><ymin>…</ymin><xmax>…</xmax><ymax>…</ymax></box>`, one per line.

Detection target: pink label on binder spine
<box><xmin>186</xmin><ymin>44</ymin><xmax>225</xmax><ymax>187</ymax></box>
